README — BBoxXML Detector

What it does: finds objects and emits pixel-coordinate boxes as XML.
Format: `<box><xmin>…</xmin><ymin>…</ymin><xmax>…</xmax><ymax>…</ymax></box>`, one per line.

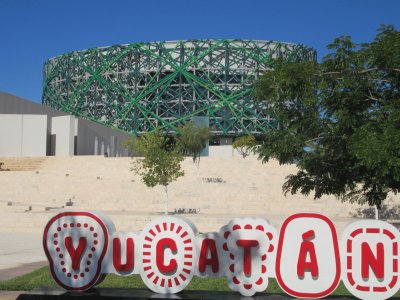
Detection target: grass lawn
<box><xmin>4</xmin><ymin>267</ymin><xmax>400</xmax><ymax>298</ymax></box>
<box><xmin>0</xmin><ymin>266</ymin><xmax>356</xmax><ymax>296</ymax></box>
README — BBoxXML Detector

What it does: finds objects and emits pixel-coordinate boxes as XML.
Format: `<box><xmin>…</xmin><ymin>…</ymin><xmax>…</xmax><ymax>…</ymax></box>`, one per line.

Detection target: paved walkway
<box><xmin>0</xmin><ymin>232</ymin><xmax>45</xmax><ymax>271</ymax></box>
<box><xmin>0</xmin><ymin>232</ymin><xmax>46</xmax><ymax>299</ymax></box>
<box><xmin>0</xmin><ymin>291</ymin><xmax>21</xmax><ymax>300</ymax></box>
<box><xmin>0</xmin><ymin>261</ymin><xmax>47</xmax><ymax>282</ymax></box>
<box><xmin>0</xmin><ymin>261</ymin><xmax>47</xmax><ymax>300</ymax></box>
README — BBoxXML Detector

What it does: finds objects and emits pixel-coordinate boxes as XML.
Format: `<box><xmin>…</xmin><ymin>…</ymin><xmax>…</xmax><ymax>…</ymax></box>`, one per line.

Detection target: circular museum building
<box><xmin>42</xmin><ymin>40</ymin><xmax>316</xmax><ymax>140</ymax></box>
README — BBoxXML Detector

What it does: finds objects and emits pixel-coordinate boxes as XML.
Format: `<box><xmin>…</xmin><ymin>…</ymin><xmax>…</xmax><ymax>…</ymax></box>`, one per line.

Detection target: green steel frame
<box><xmin>42</xmin><ymin>40</ymin><xmax>316</xmax><ymax>136</ymax></box>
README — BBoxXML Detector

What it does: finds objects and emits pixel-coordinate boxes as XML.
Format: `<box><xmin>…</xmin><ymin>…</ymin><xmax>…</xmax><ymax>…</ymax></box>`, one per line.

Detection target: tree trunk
<box><xmin>163</xmin><ymin>185</ymin><xmax>168</xmax><ymax>215</ymax></box>
<box><xmin>375</xmin><ymin>205</ymin><xmax>379</xmax><ymax>220</ymax></box>
<box><xmin>195</xmin><ymin>158</ymin><xmax>200</xmax><ymax>180</ymax></box>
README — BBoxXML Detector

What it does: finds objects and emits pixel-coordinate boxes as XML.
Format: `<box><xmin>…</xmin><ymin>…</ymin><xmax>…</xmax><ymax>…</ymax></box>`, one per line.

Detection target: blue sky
<box><xmin>1</xmin><ymin>0</ymin><xmax>399</xmax><ymax>103</ymax></box>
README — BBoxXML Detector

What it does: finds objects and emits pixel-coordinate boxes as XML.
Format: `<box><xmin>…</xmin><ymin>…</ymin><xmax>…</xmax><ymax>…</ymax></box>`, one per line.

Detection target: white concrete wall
<box><xmin>0</xmin><ymin>114</ymin><xmax>23</xmax><ymax>156</ymax></box>
<box><xmin>75</xmin><ymin>118</ymin><xmax>131</xmax><ymax>157</ymax></box>
<box><xmin>208</xmin><ymin>145</ymin><xmax>247</xmax><ymax>157</ymax></box>
<box><xmin>0</xmin><ymin>114</ymin><xmax>47</xmax><ymax>157</ymax></box>
<box><xmin>209</xmin><ymin>145</ymin><xmax>234</xmax><ymax>157</ymax></box>
<box><xmin>21</xmin><ymin>115</ymin><xmax>47</xmax><ymax>156</ymax></box>
<box><xmin>51</xmin><ymin>116</ymin><xmax>75</xmax><ymax>156</ymax></box>
<box><xmin>0</xmin><ymin>92</ymin><xmax>132</xmax><ymax>157</ymax></box>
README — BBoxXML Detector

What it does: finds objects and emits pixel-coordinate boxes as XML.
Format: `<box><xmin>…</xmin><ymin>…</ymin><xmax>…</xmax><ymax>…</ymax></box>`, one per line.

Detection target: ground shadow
<box><xmin>351</xmin><ymin>202</ymin><xmax>400</xmax><ymax>228</ymax></box>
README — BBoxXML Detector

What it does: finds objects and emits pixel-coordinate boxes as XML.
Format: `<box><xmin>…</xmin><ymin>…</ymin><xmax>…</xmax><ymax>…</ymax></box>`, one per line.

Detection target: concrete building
<box><xmin>0</xmin><ymin>92</ymin><xmax>254</xmax><ymax>158</ymax></box>
<box><xmin>0</xmin><ymin>91</ymin><xmax>132</xmax><ymax>157</ymax></box>
<box><xmin>1</xmin><ymin>40</ymin><xmax>316</xmax><ymax>157</ymax></box>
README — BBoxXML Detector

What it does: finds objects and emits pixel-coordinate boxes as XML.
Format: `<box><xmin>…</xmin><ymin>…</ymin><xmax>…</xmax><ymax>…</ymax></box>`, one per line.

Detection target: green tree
<box><xmin>177</xmin><ymin>122</ymin><xmax>212</xmax><ymax>173</ymax></box>
<box><xmin>123</xmin><ymin>137</ymin><xmax>139</xmax><ymax>157</ymax></box>
<box><xmin>233</xmin><ymin>135</ymin><xmax>257</xmax><ymax>158</ymax></box>
<box><xmin>130</xmin><ymin>130</ymin><xmax>184</xmax><ymax>215</ymax></box>
<box><xmin>254</xmin><ymin>25</ymin><xmax>400</xmax><ymax>209</ymax></box>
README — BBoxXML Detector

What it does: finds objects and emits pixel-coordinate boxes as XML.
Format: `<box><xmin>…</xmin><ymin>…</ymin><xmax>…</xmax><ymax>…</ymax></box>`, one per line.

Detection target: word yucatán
<box><xmin>43</xmin><ymin>212</ymin><xmax>399</xmax><ymax>300</ymax></box>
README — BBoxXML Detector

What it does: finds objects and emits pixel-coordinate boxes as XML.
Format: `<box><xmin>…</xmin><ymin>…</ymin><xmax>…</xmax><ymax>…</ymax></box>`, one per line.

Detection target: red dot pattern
<box><xmin>51</xmin><ymin>221</ymin><xmax>97</xmax><ymax>280</ymax></box>
<box><xmin>223</xmin><ymin>221</ymin><xmax>275</xmax><ymax>293</ymax></box>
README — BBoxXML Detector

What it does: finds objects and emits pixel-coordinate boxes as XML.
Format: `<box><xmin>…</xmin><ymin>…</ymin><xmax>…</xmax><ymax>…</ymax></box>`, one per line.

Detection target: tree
<box><xmin>130</xmin><ymin>130</ymin><xmax>184</xmax><ymax>215</ymax></box>
<box><xmin>177</xmin><ymin>122</ymin><xmax>212</xmax><ymax>173</ymax></box>
<box><xmin>253</xmin><ymin>25</ymin><xmax>400</xmax><ymax>209</ymax></box>
<box><xmin>122</xmin><ymin>137</ymin><xmax>139</xmax><ymax>157</ymax></box>
<box><xmin>233</xmin><ymin>135</ymin><xmax>257</xmax><ymax>158</ymax></box>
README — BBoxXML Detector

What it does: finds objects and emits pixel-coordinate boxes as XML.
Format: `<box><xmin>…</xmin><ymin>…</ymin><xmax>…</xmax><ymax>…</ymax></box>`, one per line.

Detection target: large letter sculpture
<box><xmin>341</xmin><ymin>220</ymin><xmax>400</xmax><ymax>300</ymax></box>
<box><xmin>43</xmin><ymin>211</ymin><xmax>400</xmax><ymax>300</ymax></box>
<box><xmin>276</xmin><ymin>213</ymin><xmax>341</xmax><ymax>298</ymax></box>
<box><xmin>43</xmin><ymin>212</ymin><xmax>114</xmax><ymax>290</ymax></box>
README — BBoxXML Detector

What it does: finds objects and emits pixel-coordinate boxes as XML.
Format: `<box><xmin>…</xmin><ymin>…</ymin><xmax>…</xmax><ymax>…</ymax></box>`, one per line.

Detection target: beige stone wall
<box><xmin>1</xmin><ymin>156</ymin><xmax>399</xmax><ymax>235</ymax></box>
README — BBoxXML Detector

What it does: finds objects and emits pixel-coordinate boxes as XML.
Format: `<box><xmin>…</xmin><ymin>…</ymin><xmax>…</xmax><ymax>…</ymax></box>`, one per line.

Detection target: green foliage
<box><xmin>254</xmin><ymin>25</ymin><xmax>400</xmax><ymax>208</ymax></box>
<box><xmin>177</xmin><ymin>122</ymin><xmax>212</xmax><ymax>163</ymax></box>
<box><xmin>0</xmin><ymin>267</ymin><xmax>56</xmax><ymax>291</ymax></box>
<box><xmin>123</xmin><ymin>137</ymin><xmax>139</xmax><ymax>157</ymax></box>
<box><xmin>131</xmin><ymin>130</ymin><xmax>184</xmax><ymax>188</ymax></box>
<box><xmin>0</xmin><ymin>266</ymin><xmax>361</xmax><ymax>296</ymax></box>
<box><xmin>233</xmin><ymin>135</ymin><xmax>257</xmax><ymax>158</ymax></box>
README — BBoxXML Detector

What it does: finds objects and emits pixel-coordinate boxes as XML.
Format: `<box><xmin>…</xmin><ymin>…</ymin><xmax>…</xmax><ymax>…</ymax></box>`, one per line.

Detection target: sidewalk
<box><xmin>0</xmin><ymin>291</ymin><xmax>20</xmax><ymax>300</ymax></box>
<box><xmin>0</xmin><ymin>261</ymin><xmax>47</xmax><ymax>282</ymax></box>
<box><xmin>0</xmin><ymin>232</ymin><xmax>45</xmax><ymax>271</ymax></box>
<box><xmin>0</xmin><ymin>232</ymin><xmax>46</xmax><ymax>299</ymax></box>
<box><xmin>0</xmin><ymin>261</ymin><xmax>47</xmax><ymax>300</ymax></box>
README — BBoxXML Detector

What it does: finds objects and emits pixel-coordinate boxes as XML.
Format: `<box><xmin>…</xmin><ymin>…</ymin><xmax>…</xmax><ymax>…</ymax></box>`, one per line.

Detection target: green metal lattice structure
<box><xmin>42</xmin><ymin>40</ymin><xmax>316</xmax><ymax>136</ymax></box>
